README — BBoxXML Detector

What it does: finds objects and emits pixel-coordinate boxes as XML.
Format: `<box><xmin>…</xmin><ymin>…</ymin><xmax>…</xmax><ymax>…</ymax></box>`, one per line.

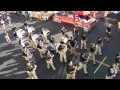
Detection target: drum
<box><xmin>21</xmin><ymin>38</ymin><xmax>29</xmax><ymax>47</ymax></box>
<box><xmin>31</xmin><ymin>34</ymin><xmax>40</xmax><ymax>42</ymax></box>
<box><xmin>43</xmin><ymin>29</ymin><xmax>50</xmax><ymax>35</ymax></box>
<box><xmin>16</xmin><ymin>29</ymin><xmax>26</xmax><ymax>39</ymax></box>
<box><xmin>28</xmin><ymin>27</ymin><xmax>35</xmax><ymax>34</ymax></box>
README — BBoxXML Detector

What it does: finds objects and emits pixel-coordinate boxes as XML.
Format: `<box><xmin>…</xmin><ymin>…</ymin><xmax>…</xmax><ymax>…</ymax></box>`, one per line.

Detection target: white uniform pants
<box><xmin>34</xmin><ymin>41</ymin><xmax>38</xmax><ymax>48</ymax></box>
<box><xmin>27</xmin><ymin>70</ymin><xmax>38</xmax><ymax>79</ymax></box>
<box><xmin>46</xmin><ymin>59</ymin><xmax>56</xmax><ymax>70</ymax></box>
<box><xmin>89</xmin><ymin>52</ymin><xmax>96</xmax><ymax>64</ymax></box>
<box><xmin>43</xmin><ymin>35</ymin><xmax>48</xmax><ymax>42</ymax></box>
<box><xmin>66</xmin><ymin>73</ymin><xmax>75</xmax><ymax>79</ymax></box>
<box><xmin>31</xmin><ymin>40</ymin><xmax>37</xmax><ymax>49</ymax></box>
<box><xmin>5</xmin><ymin>35</ymin><xmax>11</xmax><ymax>43</ymax></box>
<box><xmin>77</xmin><ymin>62</ymin><xmax>88</xmax><ymax>74</ymax></box>
<box><xmin>105</xmin><ymin>75</ymin><xmax>113</xmax><ymax>79</ymax></box>
<box><xmin>113</xmin><ymin>63</ymin><xmax>119</xmax><ymax>72</ymax></box>
<box><xmin>38</xmin><ymin>49</ymin><xmax>44</xmax><ymax>58</ymax></box>
<box><xmin>81</xmin><ymin>40</ymin><xmax>86</xmax><ymax>49</ymax></box>
<box><xmin>59</xmin><ymin>53</ymin><xmax>67</xmax><ymax>62</ymax></box>
<box><xmin>96</xmin><ymin>45</ymin><xmax>102</xmax><ymax>55</ymax></box>
<box><xmin>8</xmin><ymin>20</ymin><xmax>12</xmax><ymax>26</ymax></box>
<box><xmin>70</xmin><ymin>47</ymin><xmax>76</xmax><ymax>54</ymax></box>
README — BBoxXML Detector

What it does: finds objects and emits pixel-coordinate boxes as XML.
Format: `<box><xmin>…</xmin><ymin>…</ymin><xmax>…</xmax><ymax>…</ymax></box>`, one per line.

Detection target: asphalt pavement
<box><xmin>0</xmin><ymin>12</ymin><xmax>120</xmax><ymax>79</ymax></box>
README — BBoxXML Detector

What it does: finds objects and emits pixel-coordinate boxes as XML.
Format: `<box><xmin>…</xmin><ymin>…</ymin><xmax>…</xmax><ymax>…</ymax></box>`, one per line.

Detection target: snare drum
<box><xmin>28</xmin><ymin>27</ymin><xmax>35</xmax><ymax>34</ymax></box>
<box><xmin>31</xmin><ymin>34</ymin><xmax>40</xmax><ymax>42</ymax></box>
<box><xmin>16</xmin><ymin>29</ymin><xmax>26</xmax><ymax>39</ymax></box>
<box><xmin>43</xmin><ymin>29</ymin><xmax>50</xmax><ymax>36</ymax></box>
<box><xmin>21</xmin><ymin>38</ymin><xmax>29</xmax><ymax>47</ymax></box>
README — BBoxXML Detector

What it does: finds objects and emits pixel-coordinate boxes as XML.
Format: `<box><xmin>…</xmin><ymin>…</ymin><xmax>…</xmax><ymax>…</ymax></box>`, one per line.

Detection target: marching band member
<box><xmin>28</xmin><ymin>11</ymin><xmax>32</xmax><ymax>20</ymax></box>
<box><xmin>66</xmin><ymin>60</ymin><xmax>77</xmax><ymax>79</ymax></box>
<box><xmin>24</xmin><ymin>21</ymin><xmax>29</xmax><ymax>32</ymax></box>
<box><xmin>106</xmin><ymin>65</ymin><xmax>117</xmax><ymax>79</ymax></box>
<box><xmin>22</xmin><ymin>47</ymin><xmax>36</xmax><ymax>64</ymax></box>
<box><xmin>61</xmin><ymin>27</ymin><xmax>67</xmax><ymax>36</ymax></box>
<box><xmin>37</xmin><ymin>40</ymin><xmax>46</xmax><ymax>59</ymax></box>
<box><xmin>2</xmin><ymin>11</ymin><xmax>7</xmax><ymax>19</ymax></box>
<box><xmin>22</xmin><ymin>47</ymin><xmax>29</xmax><ymax>62</ymax></box>
<box><xmin>27</xmin><ymin>50</ymin><xmax>36</xmax><ymax>64</ymax></box>
<box><xmin>1</xmin><ymin>20</ymin><xmax>6</xmax><ymax>31</ymax></box>
<box><xmin>61</xmin><ymin>34</ymin><xmax>68</xmax><ymax>44</ymax></box>
<box><xmin>104</xmin><ymin>24</ymin><xmax>112</xmax><ymax>42</ymax></box>
<box><xmin>88</xmin><ymin>43</ymin><xmax>96</xmax><ymax>64</ymax></box>
<box><xmin>96</xmin><ymin>37</ymin><xmax>103</xmax><ymax>55</ymax></box>
<box><xmin>19</xmin><ymin>38</ymin><xmax>29</xmax><ymax>49</ymax></box>
<box><xmin>41</xmin><ymin>27</ymin><xmax>49</xmax><ymax>43</ymax></box>
<box><xmin>29</xmin><ymin>32</ymin><xmax>33</xmax><ymax>41</ymax></box>
<box><xmin>77</xmin><ymin>53</ymin><xmax>89</xmax><ymax>74</ymax></box>
<box><xmin>73</xmin><ymin>24</ymin><xmax>79</xmax><ymax>36</ymax></box>
<box><xmin>27</xmin><ymin>26</ymin><xmax>35</xmax><ymax>39</ymax></box>
<box><xmin>6</xmin><ymin>14</ymin><xmax>12</xmax><ymax>26</ymax></box>
<box><xmin>27</xmin><ymin>27</ymin><xmax>35</xmax><ymax>34</ymax></box>
<box><xmin>1</xmin><ymin>19</ymin><xmax>4</xmax><ymax>24</ymax></box>
<box><xmin>3</xmin><ymin>30</ymin><xmax>12</xmax><ymax>44</ymax></box>
<box><xmin>26</xmin><ymin>61</ymin><xmax>38</xmax><ymax>79</ymax></box>
<box><xmin>39</xmin><ymin>30</ymin><xmax>44</xmax><ymax>42</ymax></box>
<box><xmin>16</xmin><ymin>29</ymin><xmax>26</xmax><ymax>43</ymax></box>
<box><xmin>56</xmin><ymin>41</ymin><xmax>67</xmax><ymax>62</ymax></box>
<box><xmin>22</xmin><ymin>47</ymin><xmax>34</xmax><ymax>63</ymax></box>
<box><xmin>81</xmin><ymin>33</ymin><xmax>87</xmax><ymax>50</ymax></box>
<box><xmin>49</xmin><ymin>35</ymin><xmax>57</xmax><ymax>52</ymax></box>
<box><xmin>44</xmin><ymin>50</ymin><xmax>56</xmax><ymax>70</ymax></box>
<box><xmin>112</xmin><ymin>52</ymin><xmax>120</xmax><ymax>72</ymax></box>
<box><xmin>69</xmin><ymin>37</ymin><xmax>77</xmax><ymax>55</ymax></box>
<box><xmin>12</xmin><ymin>25</ymin><xmax>18</xmax><ymax>39</ymax></box>
<box><xmin>73</xmin><ymin>23</ymin><xmax>79</xmax><ymax>41</ymax></box>
<box><xmin>31</xmin><ymin>34</ymin><xmax>40</xmax><ymax>49</ymax></box>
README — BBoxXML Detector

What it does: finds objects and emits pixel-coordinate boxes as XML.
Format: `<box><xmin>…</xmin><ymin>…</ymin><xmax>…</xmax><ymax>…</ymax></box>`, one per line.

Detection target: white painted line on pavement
<box><xmin>94</xmin><ymin>56</ymin><xmax>107</xmax><ymax>74</ymax></box>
